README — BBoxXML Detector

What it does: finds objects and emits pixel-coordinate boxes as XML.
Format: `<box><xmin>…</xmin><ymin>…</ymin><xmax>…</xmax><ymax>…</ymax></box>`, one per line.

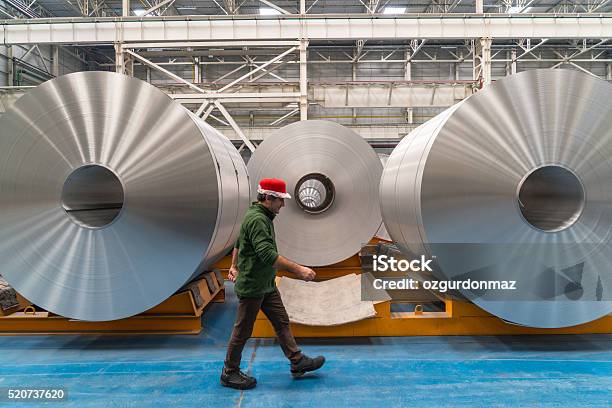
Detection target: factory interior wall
<box><xmin>0</xmin><ymin>44</ymin><xmax>86</xmax><ymax>86</ymax></box>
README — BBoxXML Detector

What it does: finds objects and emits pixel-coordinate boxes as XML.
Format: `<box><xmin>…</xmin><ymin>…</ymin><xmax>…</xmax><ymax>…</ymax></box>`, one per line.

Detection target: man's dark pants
<box><xmin>225</xmin><ymin>287</ymin><xmax>303</xmax><ymax>371</ymax></box>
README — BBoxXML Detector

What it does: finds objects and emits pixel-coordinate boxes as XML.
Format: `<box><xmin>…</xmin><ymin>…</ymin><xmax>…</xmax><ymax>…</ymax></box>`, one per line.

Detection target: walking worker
<box><xmin>221</xmin><ymin>178</ymin><xmax>326</xmax><ymax>390</ymax></box>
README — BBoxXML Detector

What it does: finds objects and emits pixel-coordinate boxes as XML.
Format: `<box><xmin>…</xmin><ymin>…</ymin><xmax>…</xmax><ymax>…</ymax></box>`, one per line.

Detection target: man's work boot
<box><xmin>220</xmin><ymin>367</ymin><xmax>257</xmax><ymax>390</ymax></box>
<box><xmin>290</xmin><ymin>355</ymin><xmax>326</xmax><ymax>378</ymax></box>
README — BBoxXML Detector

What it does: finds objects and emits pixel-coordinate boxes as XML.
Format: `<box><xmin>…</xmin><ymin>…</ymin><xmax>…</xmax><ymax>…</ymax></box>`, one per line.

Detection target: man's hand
<box><xmin>228</xmin><ymin>248</ymin><xmax>239</xmax><ymax>282</ymax></box>
<box><xmin>297</xmin><ymin>266</ymin><xmax>316</xmax><ymax>281</ymax></box>
<box><xmin>273</xmin><ymin>255</ymin><xmax>316</xmax><ymax>281</ymax></box>
<box><xmin>228</xmin><ymin>265</ymin><xmax>239</xmax><ymax>283</ymax></box>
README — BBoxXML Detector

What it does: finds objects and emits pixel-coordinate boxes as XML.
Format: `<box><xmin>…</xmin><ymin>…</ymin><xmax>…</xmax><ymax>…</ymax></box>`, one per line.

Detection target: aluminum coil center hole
<box><xmin>295</xmin><ymin>173</ymin><xmax>335</xmax><ymax>214</ymax></box>
<box><xmin>62</xmin><ymin>165</ymin><xmax>124</xmax><ymax>229</ymax></box>
<box><xmin>518</xmin><ymin>166</ymin><xmax>584</xmax><ymax>232</ymax></box>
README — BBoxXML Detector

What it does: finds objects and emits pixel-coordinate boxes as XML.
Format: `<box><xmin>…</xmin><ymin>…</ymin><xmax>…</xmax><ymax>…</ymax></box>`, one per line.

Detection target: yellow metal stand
<box><xmin>0</xmin><ymin>292</ymin><xmax>31</xmax><ymax>317</ymax></box>
<box><xmin>241</xmin><ymin>245</ymin><xmax>612</xmax><ymax>337</ymax></box>
<box><xmin>217</xmin><ymin>247</ymin><xmax>612</xmax><ymax>337</ymax></box>
<box><xmin>252</xmin><ymin>296</ymin><xmax>612</xmax><ymax>337</ymax></box>
<box><xmin>0</xmin><ymin>273</ymin><xmax>225</xmax><ymax>336</ymax></box>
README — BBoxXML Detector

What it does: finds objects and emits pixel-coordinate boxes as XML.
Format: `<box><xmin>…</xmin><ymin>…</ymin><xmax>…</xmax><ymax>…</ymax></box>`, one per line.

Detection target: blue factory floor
<box><xmin>0</xmin><ymin>283</ymin><xmax>611</xmax><ymax>407</ymax></box>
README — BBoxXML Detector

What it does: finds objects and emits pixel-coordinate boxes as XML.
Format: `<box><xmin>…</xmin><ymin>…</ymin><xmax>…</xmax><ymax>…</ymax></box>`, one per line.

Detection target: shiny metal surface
<box><xmin>248</xmin><ymin>120</ymin><xmax>382</xmax><ymax>266</ymax></box>
<box><xmin>375</xmin><ymin>154</ymin><xmax>392</xmax><ymax>241</ymax></box>
<box><xmin>380</xmin><ymin>69</ymin><xmax>612</xmax><ymax>328</ymax></box>
<box><xmin>61</xmin><ymin>164</ymin><xmax>125</xmax><ymax>228</ymax></box>
<box><xmin>378</xmin><ymin>153</ymin><xmax>390</xmax><ymax>168</ymax></box>
<box><xmin>297</xmin><ymin>179</ymin><xmax>327</xmax><ymax>209</ymax></box>
<box><xmin>0</xmin><ymin>71</ymin><xmax>249</xmax><ymax>321</ymax></box>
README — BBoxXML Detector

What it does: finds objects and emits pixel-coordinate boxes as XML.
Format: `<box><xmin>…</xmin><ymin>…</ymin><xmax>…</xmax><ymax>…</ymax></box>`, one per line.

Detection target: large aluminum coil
<box><xmin>248</xmin><ymin>120</ymin><xmax>382</xmax><ymax>266</ymax></box>
<box><xmin>380</xmin><ymin>69</ymin><xmax>612</xmax><ymax>328</ymax></box>
<box><xmin>0</xmin><ymin>71</ymin><xmax>249</xmax><ymax>321</ymax></box>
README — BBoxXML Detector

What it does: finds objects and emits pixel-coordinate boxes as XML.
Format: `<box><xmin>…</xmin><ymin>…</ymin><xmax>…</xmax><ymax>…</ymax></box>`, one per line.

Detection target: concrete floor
<box><xmin>0</xmin><ymin>283</ymin><xmax>611</xmax><ymax>407</ymax></box>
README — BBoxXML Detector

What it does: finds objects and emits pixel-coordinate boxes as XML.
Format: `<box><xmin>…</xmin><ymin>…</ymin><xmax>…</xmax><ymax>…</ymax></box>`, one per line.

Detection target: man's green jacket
<box><xmin>234</xmin><ymin>202</ymin><xmax>279</xmax><ymax>298</ymax></box>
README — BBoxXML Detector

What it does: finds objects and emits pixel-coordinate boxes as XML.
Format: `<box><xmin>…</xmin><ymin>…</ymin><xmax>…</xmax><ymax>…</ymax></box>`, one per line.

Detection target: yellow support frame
<box><xmin>218</xmin><ymin>246</ymin><xmax>612</xmax><ymax>337</ymax></box>
<box><xmin>0</xmin><ymin>274</ymin><xmax>225</xmax><ymax>336</ymax></box>
<box><xmin>252</xmin><ymin>297</ymin><xmax>612</xmax><ymax>337</ymax></box>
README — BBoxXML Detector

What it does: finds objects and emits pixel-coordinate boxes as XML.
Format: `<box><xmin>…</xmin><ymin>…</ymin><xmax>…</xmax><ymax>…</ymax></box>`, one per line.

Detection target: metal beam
<box><xmin>368</xmin><ymin>0</ymin><xmax>381</xmax><ymax>14</ymax></box>
<box><xmin>217</xmin><ymin>46</ymin><xmax>296</xmax><ymax>92</ymax></box>
<box><xmin>51</xmin><ymin>44</ymin><xmax>59</xmax><ymax>76</ymax></box>
<box><xmin>214</xmin><ymin>125</ymin><xmax>418</xmax><ymax>142</ymax></box>
<box><xmin>590</xmin><ymin>0</ymin><xmax>611</xmax><ymax>13</ymax></box>
<box><xmin>244</xmin><ymin>56</ymin><xmax>288</xmax><ymax>82</ymax></box>
<box><xmin>567</xmin><ymin>39</ymin><xmax>609</xmax><ymax>59</ymax></box>
<box><xmin>195</xmin><ymin>102</ymin><xmax>209</xmax><ymax>116</ymax></box>
<box><xmin>306</xmin><ymin>0</ymin><xmax>320</xmax><ymax>13</ymax></box>
<box><xmin>143</xmin><ymin>0</ymin><xmax>176</xmax><ymax>16</ymax></box>
<box><xmin>213</xmin><ymin>0</ymin><xmax>229</xmax><ymax>15</ymax></box>
<box><xmin>299</xmin><ymin>38</ymin><xmax>308</xmax><ymax>120</ymax></box>
<box><xmin>269</xmin><ymin>107</ymin><xmax>299</xmax><ymax>126</ymax></box>
<box><xmin>473</xmin><ymin>37</ymin><xmax>492</xmax><ymax>86</ymax></box>
<box><xmin>549</xmin><ymin>39</ymin><xmax>610</xmax><ymax>69</ymax></box>
<box><xmin>170</xmin><ymin>92</ymin><xmax>301</xmax><ymax>103</ymax></box>
<box><xmin>114</xmin><ymin>42</ymin><xmax>124</xmax><ymax>73</ymax></box>
<box><xmin>568</xmin><ymin>61</ymin><xmax>600</xmax><ymax>77</ymax></box>
<box><xmin>122</xmin><ymin>41</ymin><xmax>300</xmax><ymax>49</ymax></box>
<box><xmin>408</xmin><ymin>39</ymin><xmax>427</xmax><ymax>60</ymax></box>
<box><xmin>476</xmin><ymin>0</ymin><xmax>484</xmax><ymax>13</ymax></box>
<box><xmin>248</xmin><ymin>58</ymin><xmax>293</xmax><ymax>82</ymax></box>
<box><xmin>3</xmin><ymin>15</ymin><xmax>612</xmax><ymax>45</ymax></box>
<box><xmin>207</xmin><ymin>113</ymin><xmax>230</xmax><ymax>127</ymax></box>
<box><xmin>20</xmin><ymin>44</ymin><xmax>36</xmax><ymax>61</ymax></box>
<box><xmin>212</xmin><ymin>63</ymin><xmax>247</xmax><ymax>84</ymax></box>
<box><xmin>214</xmin><ymin>101</ymin><xmax>256</xmax><ymax>152</ymax></box>
<box><xmin>258</xmin><ymin>0</ymin><xmax>291</xmax><ymax>14</ymax></box>
<box><xmin>7</xmin><ymin>45</ymin><xmax>13</xmax><ymax>86</ymax></box>
<box><xmin>222</xmin><ymin>0</ymin><xmax>237</xmax><ymax>15</ymax></box>
<box><xmin>514</xmin><ymin>38</ymin><xmax>548</xmax><ymax>61</ymax></box>
<box><xmin>124</xmin><ymin>48</ymin><xmax>209</xmax><ymax>94</ymax></box>
<box><xmin>201</xmin><ymin>104</ymin><xmax>215</xmax><ymax>120</ymax></box>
